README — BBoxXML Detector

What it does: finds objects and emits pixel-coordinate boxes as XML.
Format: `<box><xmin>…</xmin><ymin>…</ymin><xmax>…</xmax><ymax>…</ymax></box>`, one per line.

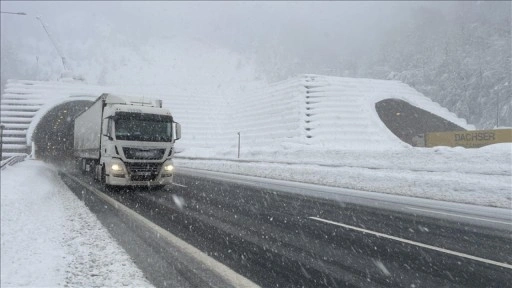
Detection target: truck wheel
<box><xmin>75</xmin><ymin>158</ymin><xmax>82</xmax><ymax>173</ymax></box>
<box><xmin>101</xmin><ymin>166</ymin><xmax>114</xmax><ymax>191</ymax></box>
<box><xmin>101</xmin><ymin>166</ymin><xmax>107</xmax><ymax>185</ymax></box>
<box><xmin>80</xmin><ymin>159</ymin><xmax>86</xmax><ymax>174</ymax></box>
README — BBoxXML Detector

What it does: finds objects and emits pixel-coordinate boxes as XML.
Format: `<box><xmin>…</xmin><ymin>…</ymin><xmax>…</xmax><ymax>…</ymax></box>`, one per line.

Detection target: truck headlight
<box><xmin>109</xmin><ymin>160</ymin><xmax>126</xmax><ymax>177</ymax></box>
<box><xmin>111</xmin><ymin>164</ymin><xmax>122</xmax><ymax>171</ymax></box>
<box><xmin>164</xmin><ymin>164</ymin><xmax>174</xmax><ymax>172</ymax></box>
<box><xmin>162</xmin><ymin>161</ymin><xmax>174</xmax><ymax>176</ymax></box>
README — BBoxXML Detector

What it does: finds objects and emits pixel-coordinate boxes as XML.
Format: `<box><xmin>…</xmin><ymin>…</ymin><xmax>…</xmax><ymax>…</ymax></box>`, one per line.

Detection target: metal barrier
<box><xmin>1</xmin><ymin>154</ymin><xmax>28</xmax><ymax>170</ymax></box>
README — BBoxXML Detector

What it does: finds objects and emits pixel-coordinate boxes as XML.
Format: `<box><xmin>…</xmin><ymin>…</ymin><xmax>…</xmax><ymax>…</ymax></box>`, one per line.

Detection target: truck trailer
<box><xmin>74</xmin><ymin>93</ymin><xmax>181</xmax><ymax>187</ymax></box>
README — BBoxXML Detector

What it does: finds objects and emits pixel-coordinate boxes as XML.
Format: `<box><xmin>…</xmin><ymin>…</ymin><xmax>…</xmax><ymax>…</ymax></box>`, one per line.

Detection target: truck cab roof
<box><xmin>111</xmin><ymin>104</ymin><xmax>172</xmax><ymax>116</ymax></box>
<box><xmin>101</xmin><ymin>93</ymin><xmax>163</xmax><ymax>108</ymax></box>
<box><xmin>100</xmin><ymin>93</ymin><xmax>172</xmax><ymax>117</ymax></box>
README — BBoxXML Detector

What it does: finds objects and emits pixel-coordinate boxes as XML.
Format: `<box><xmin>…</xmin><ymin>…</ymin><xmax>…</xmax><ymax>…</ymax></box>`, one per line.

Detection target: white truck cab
<box><xmin>74</xmin><ymin>93</ymin><xmax>181</xmax><ymax>187</ymax></box>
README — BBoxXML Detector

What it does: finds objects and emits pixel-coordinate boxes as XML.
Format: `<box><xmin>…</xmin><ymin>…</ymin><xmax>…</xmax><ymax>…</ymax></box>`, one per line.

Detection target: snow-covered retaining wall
<box><xmin>1</xmin><ymin>75</ymin><xmax>474</xmax><ymax>159</ymax></box>
<box><xmin>180</xmin><ymin>74</ymin><xmax>474</xmax><ymax>156</ymax></box>
<box><xmin>300</xmin><ymin>75</ymin><xmax>474</xmax><ymax>150</ymax></box>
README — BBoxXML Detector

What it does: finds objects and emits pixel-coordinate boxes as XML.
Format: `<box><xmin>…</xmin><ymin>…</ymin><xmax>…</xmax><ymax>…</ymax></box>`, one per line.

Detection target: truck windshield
<box><xmin>114</xmin><ymin>112</ymin><xmax>173</xmax><ymax>142</ymax></box>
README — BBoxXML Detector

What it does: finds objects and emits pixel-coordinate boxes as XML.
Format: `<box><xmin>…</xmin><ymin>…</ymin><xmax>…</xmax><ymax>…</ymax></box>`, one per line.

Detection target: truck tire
<box><xmin>76</xmin><ymin>158</ymin><xmax>82</xmax><ymax>174</ymax></box>
<box><xmin>101</xmin><ymin>166</ymin><xmax>107</xmax><ymax>185</ymax></box>
<box><xmin>101</xmin><ymin>166</ymin><xmax>114</xmax><ymax>191</ymax></box>
<box><xmin>80</xmin><ymin>159</ymin><xmax>86</xmax><ymax>174</ymax></box>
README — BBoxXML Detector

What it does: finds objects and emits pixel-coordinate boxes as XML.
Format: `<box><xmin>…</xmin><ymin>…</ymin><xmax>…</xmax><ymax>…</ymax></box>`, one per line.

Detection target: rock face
<box><xmin>375</xmin><ymin>98</ymin><xmax>466</xmax><ymax>146</ymax></box>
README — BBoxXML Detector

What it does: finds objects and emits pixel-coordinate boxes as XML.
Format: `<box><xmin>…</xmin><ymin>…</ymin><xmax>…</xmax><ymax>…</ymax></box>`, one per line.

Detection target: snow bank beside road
<box><xmin>0</xmin><ymin>160</ymin><xmax>153</xmax><ymax>287</ymax></box>
<box><xmin>175</xmin><ymin>144</ymin><xmax>512</xmax><ymax>208</ymax></box>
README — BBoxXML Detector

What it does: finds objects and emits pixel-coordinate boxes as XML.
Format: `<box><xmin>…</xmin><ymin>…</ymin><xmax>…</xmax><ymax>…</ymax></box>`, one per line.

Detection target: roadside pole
<box><xmin>237</xmin><ymin>132</ymin><xmax>240</xmax><ymax>158</ymax></box>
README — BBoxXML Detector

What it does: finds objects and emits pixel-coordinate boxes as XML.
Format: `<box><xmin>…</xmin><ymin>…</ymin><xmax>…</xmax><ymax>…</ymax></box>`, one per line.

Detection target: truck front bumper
<box><xmin>106</xmin><ymin>174</ymin><xmax>174</xmax><ymax>186</ymax></box>
<box><xmin>104</xmin><ymin>158</ymin><xmax>175</xmax><ymax>187</ymax></box>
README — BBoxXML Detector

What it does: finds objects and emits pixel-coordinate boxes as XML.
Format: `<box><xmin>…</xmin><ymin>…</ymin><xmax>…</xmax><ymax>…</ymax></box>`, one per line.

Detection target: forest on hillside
<box><xmin>253</xmin><ymin>2</ymin><xmax>511</xmax><ymax>129</ymax></box>
<box><xmin>377</xmin><ymin>2</ymin><xmax>511</xmax><ymax>129</ymax></box>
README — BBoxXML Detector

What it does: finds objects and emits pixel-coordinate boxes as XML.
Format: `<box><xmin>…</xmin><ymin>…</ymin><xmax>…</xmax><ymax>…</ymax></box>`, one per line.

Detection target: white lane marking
<box><xmin>172</xmin><ymin>182</ymin><xmax>187</xmax><ymax>188</ymax></box>
<box><xmin>309</xmin><ymin>216</ymin><xmax>512</xmax><ymax>270</ymax></box>
<box><xmin>406</xmin><ymin>207</ymin><xmax>512</xmax><ymax>226</ymax></box>
<box><xmin>66</xmin><ymin>173</ymin><xmax>259</xmax><ymax>287</ymax></box>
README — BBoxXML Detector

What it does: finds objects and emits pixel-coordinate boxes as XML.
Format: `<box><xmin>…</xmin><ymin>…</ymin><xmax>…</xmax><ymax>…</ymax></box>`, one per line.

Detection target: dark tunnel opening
<box><xmin>32</xmin><ymin>100</ymin><xmax>93</xmax><ymax>165</ymax></box>
<box><xmin>375</xmin><ymin>98</ymin><xmax>466</xmax><ymax>146</ymax></box>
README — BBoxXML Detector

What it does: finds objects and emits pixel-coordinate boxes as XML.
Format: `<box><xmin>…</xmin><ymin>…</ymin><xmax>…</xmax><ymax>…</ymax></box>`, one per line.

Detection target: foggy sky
<box><xmin>2</xmin><ymin>1</ymin><xmax>509</xmax><ymax>129</ymax></box>
<box><xmin>1</xmin><ymin>1</ymin><xmax>443</xmax><ymax>62</ymax></box>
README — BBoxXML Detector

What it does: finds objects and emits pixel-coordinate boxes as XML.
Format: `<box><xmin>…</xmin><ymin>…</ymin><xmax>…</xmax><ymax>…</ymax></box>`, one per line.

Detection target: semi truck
<box><xmin>74</xmin><ymin>93</ymin><xmax>181</xmax><ymax>188</ymax></box>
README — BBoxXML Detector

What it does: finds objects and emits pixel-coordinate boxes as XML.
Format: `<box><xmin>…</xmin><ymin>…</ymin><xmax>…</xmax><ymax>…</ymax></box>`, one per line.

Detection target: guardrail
<box><xmin>1</xmin><ymin>154</ymin><xmax>28</xmax><ymax>170</ymax></box>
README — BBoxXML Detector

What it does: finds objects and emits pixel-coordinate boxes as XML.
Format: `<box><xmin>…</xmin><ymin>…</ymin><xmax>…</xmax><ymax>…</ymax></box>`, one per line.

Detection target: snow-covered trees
<box><xmin>1</xmin><ymin>2</ymin><xmax>509</xmax><ymax>128</ymax></box>
<box><xmin>376</xmin><ymin>2</ymin><xmax>511</xmax><ymax>128</ymax></box>
<box><xmin>1</xmin><ymin>39</ymin><xmax>29</xmax><ymax>89</ymax></box>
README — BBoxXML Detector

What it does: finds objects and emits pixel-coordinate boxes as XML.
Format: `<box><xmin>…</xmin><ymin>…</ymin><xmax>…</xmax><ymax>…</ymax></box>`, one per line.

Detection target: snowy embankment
<box><xmin>170</xmin><ymin>74</ymin><xmax>510</xmax><ymax>209</ymax></box>
<box><xmin>176</xmin><ymin>144</ymin><xmax>512</xmax><ymax>209</ymax></box>
<box><xmin>0</xmin><ymin>160</ymin><xmax>153</xmax><ymax>287</ymax></box>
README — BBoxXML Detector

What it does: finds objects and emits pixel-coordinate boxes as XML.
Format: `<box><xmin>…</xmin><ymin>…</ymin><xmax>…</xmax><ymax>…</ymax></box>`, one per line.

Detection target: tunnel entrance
<box><xmin>32</xmin><ymin>100</ymin><xmax>93</xmax><ymax>165</ymax></box>
<box><xmin>375</xmin><ymin>98</ymin><xmax>466</xmax><ymax>146</ymax></box>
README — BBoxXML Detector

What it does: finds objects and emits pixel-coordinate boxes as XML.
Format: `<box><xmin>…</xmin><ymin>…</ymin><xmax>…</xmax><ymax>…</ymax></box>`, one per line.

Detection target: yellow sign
<box><xmin>426</xmin><ymin>129</ymin><xmax>512</xmax><ymax>148</ymax></box>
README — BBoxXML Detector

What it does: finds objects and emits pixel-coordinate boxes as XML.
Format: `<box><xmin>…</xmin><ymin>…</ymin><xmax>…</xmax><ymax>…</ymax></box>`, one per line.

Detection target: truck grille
<box><xmin>123</xmin><ymin>147</ymin><xmax>165</xmax><ymax>160</ymax></box>
<box><xmin>125</xmin><ymin>162</ymin><xmax>161</xmax><ymax>181</ymax></box>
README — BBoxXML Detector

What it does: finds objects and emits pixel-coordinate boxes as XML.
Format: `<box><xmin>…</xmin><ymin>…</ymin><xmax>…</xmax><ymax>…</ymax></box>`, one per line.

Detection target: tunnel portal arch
<box><xmin>31</xmin><ymin>99</ymin><xmax>94</xmax><ymax>164</ymax></box>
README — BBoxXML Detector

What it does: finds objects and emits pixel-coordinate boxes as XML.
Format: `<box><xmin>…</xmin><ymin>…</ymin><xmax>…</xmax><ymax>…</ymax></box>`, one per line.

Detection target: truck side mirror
<box><xmin>104</xmin><ymin>118</ymin><xmax>114</xmax><ymax>140</ymax></box>
<box><xmin>174</xmin><ymin>122</ymin><xmax>181</xmax><ymax>141</ymax></box>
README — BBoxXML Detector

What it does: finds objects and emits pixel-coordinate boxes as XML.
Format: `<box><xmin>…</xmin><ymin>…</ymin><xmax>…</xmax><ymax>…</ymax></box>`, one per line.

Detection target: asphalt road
<box><xmin>61</xmin><ymin>168</ymin><xmax>512</xmax><ymax>288</ymax></box>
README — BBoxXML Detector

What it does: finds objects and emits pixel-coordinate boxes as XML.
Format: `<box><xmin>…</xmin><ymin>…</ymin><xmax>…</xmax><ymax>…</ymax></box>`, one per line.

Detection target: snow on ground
<box><xmin>175</xmin><ymin>143</ymin><xmax>512</xmax><ymax>209</ymax></box>
<box><xmin>1</xmin><ymin>160</ymin><xmax>153</xmax><ymax>287</ymax></box>
<box><xmin>0</xmin><ymin>145</ymin><xmax>509</xmax><ymax>287</ymax></box>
